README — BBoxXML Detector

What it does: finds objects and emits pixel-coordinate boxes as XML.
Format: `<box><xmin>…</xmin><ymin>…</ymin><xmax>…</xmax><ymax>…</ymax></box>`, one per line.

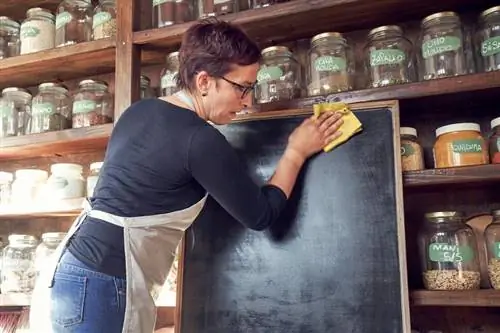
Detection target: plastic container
<box><xmin>45</xmin><ymin>163</ymin><xmax>85</xmax><ymax>199</ymax></box>
<box><xmin>11</xmin><ymin>169</ymin><xmax>49</xmax><ymax>204</ymax></box>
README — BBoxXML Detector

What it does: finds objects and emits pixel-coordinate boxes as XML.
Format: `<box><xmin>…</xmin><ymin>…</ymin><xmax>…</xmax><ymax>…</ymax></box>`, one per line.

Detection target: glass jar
<box><xmin>478</xmin><ymin>6</ymin><xmax>500</xmax><ymax>72</ymax></box>
<box><xmin>199</xmin><ymin>0</ymin><xmax>237</xmax><ymax>18</ymax></box>
<box><xmin>55</xmin><ymin>0</ymin><xmax>93</xmax><ymax>47</ymax></box>
<box><xmin>31</xmin><ymin>82</ymin><xmax>72</xmax><ymax>134</ymax></box>
<box><xmin>1</xmin><ymin>87</ymin><xmax>32</xmax><ymax>136</ymax></box>
<box><xmin>87</xmin><ymin>161</ymin><xmax>103</xmax><ymax>197</ymax></box>
<box><xmin>307</xmin><ymin>32</ymin><xmax>354</xmax><ymax>96</ymax></box>
<box><xmin>140</xmin><ymin>75</ymin><xmax>155</xmax><ymax>99</ymax></box>
<box><xmin>400</xmin><ymin>127</ymin><xmax>424</xmax><ymax>171</ymax></box>
<box><xmin>489</xmin><ymin>116</ymin><xmax>500</xmax><ymax>164</ymax></box>
<box><xmin>92</xmin><ymin>0</ymin><xmax>116</xmax><ymax>40</ymax></box>
<box><xmin>0</xmin><ymin>16</ymin><xmax>20</xmax><ymax>59</ymax></box>
<box><xmin>11</xmin><ymin>169</ymin><xmax>48</xmax><ymax>205</ymax></box>
<box><xmin>44</xmin><ymin>163</ymin><xmax>84</xmax><ymax>199</ymax></box>
<box><xmin>0</xmin><ymin>172</ymin><xmax>13</xmax><ymax>207</ymax></box>
<box><xmin>419</xmin><ymin>211</ymin><xmax>481</xmax><ymax>290</ymax></box>
<box><xmin>484</xmin><ymin>210</ymin><xmax>500</xmax><ymax>289</ymax></box>
<box><xmin>0</xmin><ymin>97</ymin><xmax>16</xmax><ymax>138</ymax></box>
<box><xmin>72</xmin><ymin>79</ymin><xmax>114</xmax><ymax>128</ymax></box>
<box><xmin>20</xmin><ymin>8</ymin><xmax>55</xmax><ymax>55</ymax></box>
<box><xmin>160</xmin><ymin>51</ymin><xmax>180</xmax><ymax>97</ymax></box>
<box><xmin>252</xmin><ymin>0</ymin><xmax>287</xmax><ymax>9</ymax></box>
<box><xmin>153</xmin><ymin>0</ymin><xmax>194</xmax><ymax>28</ymax></box>
<box><xmin>433</xmin><ymin>122</ymin><xmax>488</xmax><ymax>168</ymax></box>
<box><xmin>365</xmin><ymin>25</ymin><xmax>414</xmax><ymax>88</ymax></box>
<box><xmin>420</xmin><ymin>12</ymin><xmax>467</xmax><ymax>80</ymax></box>
<box><xmin>1</xmin><ymin>234</ymin><xmax>38</xmax><ymax>294</ymax></box>
<box><xmin>34</xmin><ymin>232</ymin><xmax>66</xmax><ymax>277</ymax></box>
<box><xmin>255</xmin><ymin>46</ymin><xmax>301</xmax><ymax>104</ymax></box>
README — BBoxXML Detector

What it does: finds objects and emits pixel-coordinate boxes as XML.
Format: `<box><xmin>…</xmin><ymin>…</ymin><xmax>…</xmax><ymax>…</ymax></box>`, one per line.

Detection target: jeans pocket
<box><xmin>51</xmin><ymin>272</ymin><xmax>87</xmax><ymax>327</ymax></box>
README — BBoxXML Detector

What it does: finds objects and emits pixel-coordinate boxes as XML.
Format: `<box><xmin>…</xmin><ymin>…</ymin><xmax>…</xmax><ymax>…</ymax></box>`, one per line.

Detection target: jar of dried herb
<box><xmin>400</xmin><ymin>127</ymin><xmax>424</xmax><ymax>171</ymax></box>
<box><xmin>72</xmin><ymin>79</ymin><xmax>113</xmax><ymax>128</ymax></box>
<box><xmin>1</xmin><ymin>88</ymin><xmax>32</xmax><ymax>136</ymax></box>
<box><xmin>0</xmin><ymin>16</ymin><xmax>20</xmax><ymax>59</ymax></box>
<box><xmin>160</xmin><ymin>51</ymin><xmax>180</xmax><ymax>97</ymax></box>
<box><xmin>55</xmin><ymin>0</ymin><xmax>93</xmax><ymax>47</ymax></box>
<box><xmin>30</xmin><ymin>82</ymin><xmax>72</xmax><ymax>134</ymax></box>
<box><xmin>20</xmin><ymin>8</ymin><xmax>55</xmax><ymax>55</ymax></box>
<box><xmin>92</xmin><ymin>0</ymin><xmax>116</xmax><ymax>40</ymax></box>
<box><xmin>478</xmin><ymin>6</ymin><xmax>500</xmax><ymax>72</ymax></box>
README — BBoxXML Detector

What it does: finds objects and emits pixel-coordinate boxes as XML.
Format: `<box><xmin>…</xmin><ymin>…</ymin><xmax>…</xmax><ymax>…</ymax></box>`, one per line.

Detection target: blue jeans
<box><xmin>50</xmin><ymin>250</ymin><xmax>126</xmax><ymax>332</ymax></box>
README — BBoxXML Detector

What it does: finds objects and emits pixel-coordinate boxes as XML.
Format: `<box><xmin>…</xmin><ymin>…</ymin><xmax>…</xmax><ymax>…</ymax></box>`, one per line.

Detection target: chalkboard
<box><xmin>179</xmin><ymin>103</ymin><xmax>409</xmax><ymax>333</ymax></box>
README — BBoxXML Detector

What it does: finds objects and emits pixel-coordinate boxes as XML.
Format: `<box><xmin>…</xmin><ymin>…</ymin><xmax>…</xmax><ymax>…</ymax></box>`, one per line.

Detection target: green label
<box><xmin>56</xmin><ymin>12</ymin><xmax>72</xmax><ymax>30</ymax></box>
<box><xmin>257</xmin><ymin>66</ymin><xmax>283</xmax><ymax>83</ymax></box>
<box><xmin>153</xmin><ymin>0</ymin><xmax>169</xmax><ymax>6</ymax></box>
<box><xmin>73</xmin><ymin>100</ymin><xmax>97</xmax><ymax>114</ymax></box>
<box><xmin>481</xmin><ymin>36</ymin><xmax>500</xmax><ymax>57</ymax></box>
<box><xmin>32</xmin><ymin>103</ymin><xmax>55</xmax><ymax>115</ymax></box>
<box><xmin>422</xmin><ymin>36</ymin><xmax>461</xmax><ymax>59</ymax></box>
<box><xmin>161</xmin><ymin>73</ymin><xmax>177</xmax><ymax>88</ymax></box>
<box><xmin>493</xmin><ymin>242</ymin><xmax>500</xmax><ymax>259</ymax></box>
<box><xmin>451</xmin><ymin>139</ymin><xmax>483</xmax><ymax>154</ymax></box>
<box><xmin>401</xmin><ymin>143</ymin><xmax>415</xmax><ymax>157</ymax></box>
<box><xmin>20</xmin><ymin>24</ymin><xmax>40</xmax><ymax>38</ymax></box>
<box><xmin>314</xmin><ymin>56</ymin><xmax>346</xmax><ymax>72</ymax></box>
<box><xmin>92</xmin><ymin>12</ymin><xmax>112</xmax><ymax>29</ymax></box>
<box><xmin>429</xmin><ymin>243</ymin><xmax>474</xmax><ymax>263</ymax></box>
<box><xmin>370</xmin><ymin>49</ymin><xmax>406</xmax><ymax>66</ymax></box>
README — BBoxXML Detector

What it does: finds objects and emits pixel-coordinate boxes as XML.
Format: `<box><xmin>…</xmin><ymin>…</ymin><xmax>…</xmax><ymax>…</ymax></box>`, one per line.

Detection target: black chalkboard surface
<box><xmin>179</xmin><ymin>104</ymin><xmax>409</xmax><ymax>333</ymax></box>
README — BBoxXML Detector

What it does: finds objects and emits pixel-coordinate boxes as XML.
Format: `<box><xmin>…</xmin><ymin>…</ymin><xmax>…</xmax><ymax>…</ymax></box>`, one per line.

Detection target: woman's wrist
<box><xmin>283</xmin><ymin>147</ymin><xmax>306</xmax><ymax>168</ymax></box>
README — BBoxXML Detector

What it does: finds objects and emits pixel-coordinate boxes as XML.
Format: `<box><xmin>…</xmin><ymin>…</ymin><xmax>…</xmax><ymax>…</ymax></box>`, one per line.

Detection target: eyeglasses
<box><xmin>220</xmin><ymin>76</ymin><xmax>256</xmax><ymax>99</ymax></box>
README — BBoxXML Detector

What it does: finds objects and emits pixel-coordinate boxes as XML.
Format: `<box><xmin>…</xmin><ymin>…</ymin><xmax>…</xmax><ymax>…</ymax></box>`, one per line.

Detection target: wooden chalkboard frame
<box><xmin>174</xmin><ymin>100</ymin><xmax>410</xmax><ymax>333</ymax></box>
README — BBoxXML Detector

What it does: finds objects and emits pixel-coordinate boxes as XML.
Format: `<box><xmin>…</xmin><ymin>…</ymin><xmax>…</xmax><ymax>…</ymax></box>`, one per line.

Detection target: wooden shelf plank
<box><xmin>0</xmin><ymin>294</ymin><xmax>31</xmax><ymax>307</ymax></box>
<box><xmin>411</xmin><ymin>290</ymin><xmax>500</xmax><ymax>307</ymax></box>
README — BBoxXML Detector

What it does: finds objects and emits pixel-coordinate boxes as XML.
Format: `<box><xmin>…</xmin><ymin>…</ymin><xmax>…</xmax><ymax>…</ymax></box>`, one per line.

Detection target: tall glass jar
<box><xmin>419</xmin><ymin>211</ymin><xmax>481</xmax><ymax>290</ymax></box>
<box><xmin>1</xmin><ymin>87</ymin><xmax>32</xmax><ymax>136</ymax></box>
<box><xmin>1</xmin><ymin>234</ymin><xmax>38</xmax><ymax>294</ymax></box>
<box><xmin>153</xmin><ymin>0</ymin><xmax>194</xmax><ymax>28</ymax></box>
<box><xmin>400</xmin><ymin>127</ymin><xmax>424</xmax><ymax>171</ymax></box>
<box><xmin>140</xmin><ymin>75</ymin><xmax>155</xmax><ymax>99</ymax></box>
<box><xmin>484</xmin><ymin>210</ymin><xmax>500</xmax><ymax>289</ymax></box>
<box><xmin>160</xmin><ymin>51</ymin><xmax>180</xmax><ymax>97</ymax></box>
<box><xmin>307</xmin><ymin>32</ymin><xmax>354</xmax><ymax>96</ymax></box>
<box><xmin>0</xmin><ymin>97</ymin><xmax>16</xmax><ymax>138</ymax></box>
<box><xmin>92</xmin><ymin>0</ymin><xmax>116</xmax><ymax>40</ymax></box>
<box><xmin>31</xmin><ymin>83</ymin><xmax>72</xmax><ymax>134</ymax></box>
<box><xmin>420</xmin><ymin>12</ymin><xmax>467</xmax><ymax>80</ymax></box>
<box><xmin>199</xmin><ymin>0</ymin><xmax>237</xmax><ymax>18</ymax></box>
<box><xmin>478</xmin><ymin>6</ymin><xmax>500</xmax><ymax>72</ymax></box>
<box><xmin>72</xmin><ymin>79</ymin><xmax>113</xmax><ymax>128</ymax></box>
<box><xmin>255</xmin><ymin>46</ymin><xmax>301</xmax><ymax>104</ymax></box>
<box><xmin>365</xmin><ymin>25</ymin><xmax>414</xmax><ymax>88</ymax></box>
<box><xmin>0</xmin><ymin>16</ymin><xmax>20</xmax><ymax>59</ymax></box>
<box><xmin>35</xmin><ymin>232</ymin><xmax>66</xmax><ymax>277</ymax></box>
<box><xmin>20</xmin><ymin>8</ymin><xmax>55</xmax><ymax>55</ymax></box>
<box><xmin>55</xmin><ymin>0</ymin><xmax>93</xmax><ymax>47</ymax></box>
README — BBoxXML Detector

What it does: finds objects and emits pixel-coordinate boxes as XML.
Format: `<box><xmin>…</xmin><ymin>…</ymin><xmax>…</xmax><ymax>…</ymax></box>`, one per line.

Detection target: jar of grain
<box><xmin>199</xmin><ymin>0</ymin><xmax>237</xmax><ymax>18</ymax></box>
<box><xmin>400</xmin><ymin>127</ymin><xmax>424</xmax><ymax>171</ymax></box>
<box><xmin>365</xmin><ymin>25</ymin><xmax>414</xmax><ymax>88</ymax></box>
<box><xmin>255</xmin><ymin>46</ymin><xmax>301</xmax><ymax>104</ymax></box>
<box><xmin>160</xmin><ymin>51</ymin><xmax>180</xmax><ymax>97</ymax></box>
<box><xmin>55</xmin><ymin>0</ymin><xmax>93</xmax><ymax>47</ymax></box>
<box><xmin>45</xmin><ymin>163</ymin><xmax>85</xmax><ymax>199</ymax></box>
<box><xmin>86</xmin><ymin>161</ymin><xmax>103</xmax><ymax>197</ymax></box>
<box><xmin>31</xmin><ymin>83</ymin><xmax>72</xmax><ymax>134</ymax></box>
<box><xmin>20</xmin><ymin>8</ymin><xmax>55</xmax><ymax>55</ymax></box>
<box><xmin>0</xmin><ymin>97</ymin><xmax>16</xmax><ymax>138</ymax></box>
<box><xmin>0</xmin><ymin>172</ymin><xmax>13</xmax><ymax>206</ymax></box>
<box><xmin>72</xmin><ymin>79</ymin><xmax>113</xmax><ymax>128</ymax></box>
<box><xmin>34</xmin><ymin>232</ymin><xmax>66</xmax><ymax>277</ymax></box>
<box><xmin>140</xmin><ymin>75</ymin><xmax>156</xmax><ymax>99</ymax></box>
<box><xmin>1</xmin><ymin>88</ymin><xmax>32</xmax><ymax>136</ymax></box>
<box><xmin>2</xmin><ymin>234</ymin><xmax>38</xmax><ymax>294</ymax></box>
<box><xmin>433</xmin><ymin>122</ymin><xmax>488</xmax><ymax>168</ymax></box>
<box><xmin>11</xmin><ymin>169</ymin><xmax>48</xmax><ymax>205</ymax></box>
<box><xmin>420</xmin><ymin>12</ymin><xmax>467</xmax><ymax>80</ymax></box>
<box><xmin>92</xmin><ymin>0</ymin><xmax>116</xmax><ymax>40</ymax></box>
<box><xmin>478</xmin><ymin>6</ymin><xmax>500</xmax><ymax>72</ymax></box>
<box><xmin>419</xmin><ymin>211</ymin><xmax>480</xmax><ymax>291</ymax></box>
<box><xmin>489</xmin><ymin>116</ymin><xmax>500</xmax><ymax>164</ymax></box>
<box><xmin>484</xmin><ymin>210</ymin><xmax>500</xmax><ymax>289</ymax></box>
<box><xmin>307</xmin><ymin>32</ymin><xmax>354</xmax><ymax>97</ymax></box>
<box><xmin>0</xmin><ymin>16</ymin><xmax>20</xmax><ymax>59</ymax></box>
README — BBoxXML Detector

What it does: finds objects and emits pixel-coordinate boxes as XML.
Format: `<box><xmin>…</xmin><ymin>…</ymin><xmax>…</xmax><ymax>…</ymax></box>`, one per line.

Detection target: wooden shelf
<box><xmin>0</xmin><ymin>294</ymin><xmax>31</xmax><ymax>307</ymax></box>
<box><xmin>0</xmin><ymin>197</ymin><xmax>84</xmax><ymax>218</ymax></box>
<box><xmin>0</xmin><ymin>123</ymin><xmax>113</xmax><ymax>160</ymax></box>
<box><xmin>411</xmin><ymin>290</ymin><xmax>500</xmax><ymax>307</ymax></box>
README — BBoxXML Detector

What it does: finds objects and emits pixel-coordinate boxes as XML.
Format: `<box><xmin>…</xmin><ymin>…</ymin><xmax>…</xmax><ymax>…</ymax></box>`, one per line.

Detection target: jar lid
<box><xmin>400</xmin><ymin>127</ymin><xmax>417</xmax><ymax>137</ymax></box>
<box><xmin>368</xmin><ymin>25</ymin><xmax>402</xmax><ymax>38</ymax></box>
<box><xmin>38</xmin><ymin>82</ymin><xmax>69</xmax><ymax>93</ymax></box>
<box><xmin>422</xmin><ymin>12</ymin><xmax>459</xmax><ymax>27</ymax></box>
<box><xmin>8</xmin><ymin>234</ymin><xmax>37</xmax><ymax>244</ymax></box>
<box><xmin>90</xmin><ymin>161</ymin><xmax>104</xmax><ymax>171</ymax></box>
<box><xmin>167</xmin><ymin>51</ymin><xmax>179</xmax><ymax>59</ymax></box>
<box><xmin>425</xmin><ymin>211</ymin><xmax>464</xmax><ymax>221</ymax></box>
<box><xmin>480</xmin><ymin>6</ymin><xmax>500</xmax><ymax>19</ymax></box>
<box><xmin>42</xmin><ymin>232</ymin><xmax>67</xmax><ymax>241</ymax></box>
<box><xmin>435</xmin><ymin>122</ymin><xmax>481</xmax><ymax>137</ymax></box>
<box><xmin>0</xmin><ymin>171</ymin><xmax>13</xmax><ymax>182</ymax></box>
<box><xmin>26</xmin><ymin>7</ymin><xmax>55</xmax><ymax>20</ymax></box>
<box><xmin>1</xmin><ymin>87</ymin><xmax>32</xmax><ymax>99</ymax></box>
<box><xmin>261</xmin><ymin>46</ymin><xmax>291</xmax><ymax>55</ymax></box>
<box><xmin>78</xmin><ymin>79</ymin><xmax>109</xmax><ymax>88</ymax></box>
<box><xmin>0</xmin><ymin>16</ymin><xmax>20</xmax><ymax>29</ymax></box>
<box><xmin>50</xmin><ymin>163</ymin><xmax>83</xmax><ymax>174</ymax></box>
<box><xmin>491</xmin><ymin>116</ymin><xmax>500</xmax><ymax>129</ymax></box>
<box><xmin>15</xmin><ymin>169</ymin><xmax>48</xmax><ymax>181</ymax></box>
<box><xmin>310</xmin><ymin>32</ymin><xmax>344</xmax><ymax>44</ymax></box>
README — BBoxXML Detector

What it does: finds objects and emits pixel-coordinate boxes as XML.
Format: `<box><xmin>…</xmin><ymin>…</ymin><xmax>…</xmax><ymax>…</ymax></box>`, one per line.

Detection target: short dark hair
<box><xmin>177</xmin><ymin>18</ymin><xmax>261</xmax><ymax>90</ymax></box>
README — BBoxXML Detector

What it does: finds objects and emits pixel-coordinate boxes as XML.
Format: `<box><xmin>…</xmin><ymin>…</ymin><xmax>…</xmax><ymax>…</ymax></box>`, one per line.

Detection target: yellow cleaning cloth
<box><xmin>313</xmin><ymin>102</ymin><xmax>363</xmax><ymax>153</ymax></box>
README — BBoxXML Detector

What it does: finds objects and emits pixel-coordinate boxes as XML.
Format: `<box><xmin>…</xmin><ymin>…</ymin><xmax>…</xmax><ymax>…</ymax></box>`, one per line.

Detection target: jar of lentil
<box><xmin>0</xmin><ymin>97</ymin><xmax>16</xmax><ymax>138</ymax></box>
<box><xmin>400</xmin><ymin>127</ymin><xmax>424</xmax><ymax>171</ymax></box>
<box><xmin>0</xmin><ymin>172</ymin><xmax>13</xmax><ymax>206</ymax></box>
<box><xmin>92</xmin><ymin>0</ymin><xmax>116</xmax><ymax>40</ymax></box>
<box><xmin>484</xmin><ymin>210</ymin><xmax>500</xmax><ymax>289</ymax></box>
<box><xmin>419</xmin><ymin>211</ymin><xmax>480</xmax><ymax>291</ymax></box>
<box><xmin>1</xmin><ymin>88</ymin><xmax>32</xmax><ymax>136</ymax></box>
<box><xmin>420</xmin><ymin>12</ymin><xmax>467</xmax><ymax>80</ymax></box>
<box><xmin>140</xmin><ymin>75</ymin><xmax>155</xmax><ymax>99</ymax></box>
<box><xmin>433</xmin><ymin>122</ymin><xmax>488</xmax><ymax>168</ymax></box>
<box><xmin>307</xmin><ymin>32</ymin><xmax>354</xmax><ymax>96</ymax></box>
<box><xmin>34</xmin><ymin>232</ymin><xmax>66</xmax><ymax>277</ymax></box>
<box><xmin>365</xmin><ymin>25</ymin><xmax>414</xmax><ymax>88</ymax></box>
<box><xmin>86</xmin><ymin>161</ymin><xmax>103</xmax><ymax>197</ymax></box>
<box><xmin>478</xmin><ymin>6</ymin><xmax>500</xmax><ymax>72</ymax></box>
<box><xmin>20</xmin><ymin>8</ymin><xmax>55</xmax><ymax>55</ymax></box>
<box><xmin>160</xmin><ymin>51</ymin><xmax>180</xmax><ymax>97</ymax></box>
<box><xmin>72</xmin><ymin>79</ymin><xmax>113</xmax><ymax>128</ymax></box>
<box><xmin>1</xmin><ymin>234</ymin><xmax>38</xmax><ymax>294</ymax></box>
<box><xmin>255</xmin><ymin>46</ymin><xmax>301</xmax><ymax>104</ymax></box>
<box><xmin>31</xmin><ymin>83</ymin><xmax>72</xmax><ymax>134</ymax></box>
<box><xmin>55</xmin><ymin>0</ymin><xmax>93</xmax><ymax>47</ymax></box>
<box><xmin>0</xmin><ymin>16</ymin><xmax>20</xmax><ymax>59</ymax></box>
<box><xmin>489</xmin><ymin>116</ymin><xmax>500</xmax><ymax>164</ymax></box>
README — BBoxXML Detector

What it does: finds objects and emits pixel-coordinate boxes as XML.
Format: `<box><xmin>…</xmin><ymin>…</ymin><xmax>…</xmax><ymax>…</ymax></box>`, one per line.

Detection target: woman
<box><xmin>29</xmin><ymin>19</ymin><xmax>343</xmax><ymax>333</ymax></box>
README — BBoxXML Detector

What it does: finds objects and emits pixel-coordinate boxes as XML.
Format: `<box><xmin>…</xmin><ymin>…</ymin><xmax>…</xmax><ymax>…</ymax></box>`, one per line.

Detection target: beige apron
<box><xmin>30</xmin><ymin>194</ymin><xmax>207</xmax><ymax>333</ymax></box>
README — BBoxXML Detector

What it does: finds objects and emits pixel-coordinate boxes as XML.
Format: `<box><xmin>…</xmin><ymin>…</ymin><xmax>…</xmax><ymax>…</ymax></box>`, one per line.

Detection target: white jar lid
<box><xmin>0</xmin><ymin>171</ymin><xmax>13</xmax><ymax>183</ymax></box>
<box><xmin>90</xmin><ymin>161</ymin><xmax>104</xmax><ymax>171</ymax></box>
<box><xmin>15</xmin><ymin>169</ymin><xmax>48</xmax><ymax>181</ymax></box>
<box><xmin>50</xmin><ymin>163</ymin><xmax>83</xmax><ymax>174</ymax></box>
<box><xmin>400</xmin><ymin>127</ymin><xmax>417</xmax><ymax>137</ymax></box>
<box><xmin>435</xmin><ymin>122</ymin><xmax>481</xmax><ymax>137</ymax></box>
<box><xmin>491</xmin><ymin>116</ymin><xmax>500</xmax><ymax>129</ymax></box>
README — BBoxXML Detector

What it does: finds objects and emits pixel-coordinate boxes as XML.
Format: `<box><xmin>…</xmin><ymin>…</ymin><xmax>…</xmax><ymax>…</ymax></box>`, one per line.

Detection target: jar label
<box><xmin>73</xmin><ymin>100</ymin><xmax>97</xmax><ymax>114</ymax></box>
<box><xmin>314</xmin><ymin>56</ymin><xmax>346</xmax><ymax>72</ymax></box>
<box><xmin>370</xmin><ymin>49</ymin><xmax>406</xmax><ymax>66</ymax></box>
<box><xmin>429</xmin><ymin>243</ymin><xmax>474</xmax><ymax>263</ymax></box>
<box><xmin>93</xmin><ymin>12</ymin><xmax>112</xmax><ymax>29</ymax></box>
<box><xmin>401</xmin><ymin>143</ymin><xmax>415</xmax><ymax>157</ymax></box>
<box><xmin>481</xmin><ymin>36</ymin><xmax>500</xmax><ymax>57</ymax></box>
<box><xmin>153</xmin><ymin>0</ymin><xmax>170</xmax><ymax>6</ymax></box>
<box><xmin>55</xmin><ymin>12</ymin><xmax>73</xmax><ymax>30</ymax></box>
<box><xmin>32</xmin><ymin>103</ymin><xmax>55</xmax><ymax>115</ymax></box>
<box><xmin>161</xmin><ymin>73</ymin><xmax>177</xmax><ymax>88</ymax></box>
<box><xmin>257</xmin><ymin>66</ymin><xmax>283</xmax><ymax>83</ymax></box>
<box><xmin>451</xmin><ymin>139</ymin><xmax>483</xmax><ymax>154</ymax></box>
<box><xmin>422</xmin><ymin>36</ymin><xmax>461</xmax><ymax>59</ymax></box>
<box><xmin>20</xmin><ymin>24</ymin><xmax>41</xmax><ymax>39</ymax></box>
<box><xmin>493</xmin><ymin>242</ymin><xmax>500</xmax><ymax>259</ymax></box>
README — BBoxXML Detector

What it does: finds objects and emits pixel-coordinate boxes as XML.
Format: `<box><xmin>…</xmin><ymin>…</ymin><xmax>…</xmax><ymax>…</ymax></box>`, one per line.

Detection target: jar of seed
<box><xmin>484</xmin><ymin>210</ymin><xmax>500</xmax><ymax>289</ymax></box>
<box><xmin>478</xmin><ymin>6</ymin><xmax>500</xmax><ymax>72</ymax></box>
<box><xmin>365</xmin><ymin>25</ymin><xmax>414</xmax><ymax>88</ymax></box>
<box><xmin>72</xmin><ymin>79</ymin><xmax>113</xmax><ymax>128</ymax></box>
<box><xmin>419</xmin><ymin>211</ymin><xmax>481</xmax><ymax>291</ymax></box>
<box><xmin>31</xmin><ymin>82</ymin><xmax>72</xmax><ymax>134</ymax></box>
<box><xmin>1</xmin><ymin>88</ymin><xmax>32</xmax><ymax>136</ymax></box>
<box><xmin>0</xmin><ymin>16</ymin><xmax>20</xmax><ymax>59</ymax></box>
<box><xmin>92</xmin><ymin>0</ymin><xmax>116</xmax><ymax>40</ymax></box>
<box><xmin>160</xmin><ymin>51</ymin><xmax>180</xmax><ymax>97</ymax></box>
<box><xmin>400</xmin><ymin>127</ymin><xmax>424</xmax><ymax>171</ymax></box>
<box><xmin>55</xmin><ymin>0</ymin><xmax>93</xmax><ymax>47</ymax></box>
<box><xmin>20</xmin><ymin>8</ymin><xmax>55</xmax><ymax>55</ymax></box>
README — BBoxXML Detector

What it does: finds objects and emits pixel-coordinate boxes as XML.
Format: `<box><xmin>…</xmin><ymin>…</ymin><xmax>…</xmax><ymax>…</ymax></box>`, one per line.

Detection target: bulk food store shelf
<box><xmin>411</xmin><ymin>290</ymin><xmax>500</xmax><ymax>307</ymax></box>
<box><xmin>0</xmin><ymin>197</ymin><xmax>85</xmax><ymax>218</ymax></box>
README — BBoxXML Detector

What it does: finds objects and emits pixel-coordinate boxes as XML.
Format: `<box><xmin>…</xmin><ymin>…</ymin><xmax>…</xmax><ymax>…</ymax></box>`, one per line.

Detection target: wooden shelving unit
<box><xmin>411</xmin><ymin>290</ymin><xmax>500</xmax><ymax>307</ymax></box>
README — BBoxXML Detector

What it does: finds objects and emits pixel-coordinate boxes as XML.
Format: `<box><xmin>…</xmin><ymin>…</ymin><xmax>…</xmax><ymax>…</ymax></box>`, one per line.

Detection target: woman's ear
<box><xmin>194</xmin><ymin>71</ymin><xmax>211</xmax><ymax>96</ymax></box>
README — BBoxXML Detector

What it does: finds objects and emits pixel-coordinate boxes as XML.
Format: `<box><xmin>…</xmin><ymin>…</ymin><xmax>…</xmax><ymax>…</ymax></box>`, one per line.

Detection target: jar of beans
<box><xmin>55</xmin><ymin>0</ymin><xmax>93</xmax><ymax>47</ymax></box>
<box><xmin>72</xmin><ymin>79</ymin><xmax>113</xmax><ymax>128</ymax></box>
<box><xmin>31</xmin><ymin>82</ymin><xmax>72</xmax><ymax>134</ymax></box>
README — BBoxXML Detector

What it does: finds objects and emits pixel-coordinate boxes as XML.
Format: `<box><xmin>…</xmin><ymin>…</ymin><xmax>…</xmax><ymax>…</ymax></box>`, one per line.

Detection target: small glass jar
<box><xmin>11</xmin><ymin>169</ymin><xmax>48</xmax><ymax>205</ymax></box>
<box><xmin>489</xmin><ymin>116</ymin><xmax>500</xmax><ymax>164</ymax></box>
<box><xmin>72</xmin><ymin>79</ymin><xmax>114</xmax><ymax>128</ymax></box>
<box><xmin>1</xmin><ymin>87</ymin><xmax>32</xmax><ymax>136</ymax></box>
<box><xmin>1</xmin><ymin>234</ymin><xmax>38</xmax><ymax>294</ymax></box>
<box><xmin>92</xmin><ymin>0</ymin><xmax>116</xmax><ymax>40</ymax></box>
<box><xmin>160</xmin><ymin>51</ymin><xmax>180</xmax><ymax>97</ymax></box>
<box><xmin>484</xmin><ymin>210</ymin><xmax>500</xmax><ymax>289</ymax></box>
<box><xmin>34</xmin><ymin>232</ymin><xmax>66</xmax><ymax>277</ymax></box>
<box><xmin>140</xmin><ymin>75</ymin><xmax>155</xmax><ymax>99</ymax></box>
<box><xmin>20</xmin><ymin>8</ymin><xmax>55</xmax><ymax>55</ymax></box>
<box><xmin>0</xmin><ymin>172</ymin><xmax>13</xmax><ymax>207</ymax></box>
<box><xmin>153</xmin><ymin>0</ymin><xmax>194</xmax><ymax>28</ymax></box>
<box><xmin>307</xmin><ymin>32</ymin><xmax>354</xmax><ymax>97</ymax></box>
<box><xmin>478</xmin><ymin>6</ymin><xmax>500</xmax><ymax>72</ymax></box>
<box><xmin>420</xmin><ymin>12</ymin><xmax>467</xmax><ymax>80</ymax></box>
<box><xmin>255</xmin><ymin>46</ymin><xmax>301</xmax><ymax>104</ymax></box>
<box><xmin>87</xmin><ymin>161</ymin><xmax>103</xmax><ymax>197</ymax></box>
<box><xmin>0</xmin><ymin>16</ymin><xmax>20</xmax><ymax>59</ymax></box>
<box><xmin>55</xmin><ymin>0</ymin><xmax>93</xmax><ymax>47</ymax></box>
<box><xmin>400</xmin><ymin>127</ymin><xmax>424</xmax><ymax>171</ymax></box>
<box><xmin>419</xmin><ymin>211</ymin><xmax>481</xmax><ymax>291</ymax></box>
<box><xmin>252</xmin><ymin>0</ymin><xmax>287</xmax><ymax>9</ymax></box>
<box><xmin>0</xmin><ymin>97</ymin><xmax>16</xmax><ymax>138</ymax></box>
<box><xmin>199</xmin><ymin>0</ymin><xmax>237</xmax><ymax>18</ymax></box>
<box><xmin>31</xmin><ymin>82</ymin><xmax>72</xmax><ymax>134</ymax></box>
<box><xmin>44</xmin><ymin>163</ymin><xmax>85</xmax><ymax>199</ymax></box>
